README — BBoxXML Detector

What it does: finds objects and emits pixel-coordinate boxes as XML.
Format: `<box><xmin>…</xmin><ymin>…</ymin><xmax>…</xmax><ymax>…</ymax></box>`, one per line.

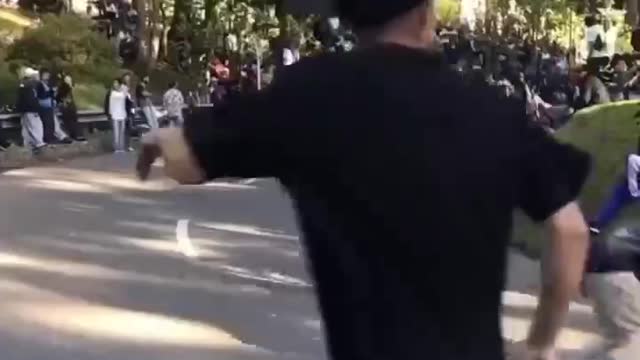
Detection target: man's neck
<box><xmin>358</xmin><ymin>21</ymin><xmax>433</xmax><ymax>50</ymax></box>
<box><xmin>358</xmin><ymin>30</ymin><xmax>433</xmax><ymax>51</ymax></box>
<box><xmin>376</xmin><ymin>32</ymin><xmax>431</xmax><ymax>50</ymax></box>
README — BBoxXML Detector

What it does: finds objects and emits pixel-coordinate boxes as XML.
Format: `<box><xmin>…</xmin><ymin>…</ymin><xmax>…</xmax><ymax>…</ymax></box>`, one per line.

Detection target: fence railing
<box><xmin>0</xmin><ymin>110</ymin><xmax>108</xmax><ymax>129</ymax></box>
<box><xmin>0</xmin><ymin>104</ymin><xmax>217</xmax><ymax>134</ymax></box>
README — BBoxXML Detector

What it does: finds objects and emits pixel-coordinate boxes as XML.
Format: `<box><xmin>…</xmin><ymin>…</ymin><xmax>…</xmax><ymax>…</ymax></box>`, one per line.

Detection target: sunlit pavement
<box><xmin>0</xmin><ymin>153</ymin><xmax>600</xmax><ymax>359</ymax></box>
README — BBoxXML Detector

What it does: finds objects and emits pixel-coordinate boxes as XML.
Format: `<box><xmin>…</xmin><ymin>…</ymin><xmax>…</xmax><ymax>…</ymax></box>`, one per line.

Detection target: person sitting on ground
<box><xmin>581</xmin><ymin>60</ymin><xmax>611</xmax><ymax>107</ymax></box>
<box><xmin>16</xmin><ymin>68</ymin><xmax>46</xmax><ymax>154</ymax></box>
<box><xmin>608</xmin><ymin>54</ymin><xmax>637</xmax><ymax>102</ymax></box>
<box><xmin>590</xmin><ymin>153</ymin><xmax>640</xmax><ymax>235</ymax></box>
<box><xmin>162</xmin><ymin>81</ymin><xmax>184</xmax><ymax>127</ymax></box>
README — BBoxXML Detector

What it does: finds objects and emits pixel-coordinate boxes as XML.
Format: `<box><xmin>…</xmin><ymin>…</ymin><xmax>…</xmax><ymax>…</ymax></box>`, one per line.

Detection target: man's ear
<box><xmin>419</xmin><ymin>1</ymin><xmax>437</xmax><ymax>45</ymax></box>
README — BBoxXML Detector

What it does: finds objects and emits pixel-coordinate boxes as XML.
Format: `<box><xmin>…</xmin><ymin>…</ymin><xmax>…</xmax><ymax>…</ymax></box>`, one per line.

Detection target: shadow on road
<box><xmin>0</xmin><ymin>156</ymin><xmax>326</xmax><ymax>360</ymax></box>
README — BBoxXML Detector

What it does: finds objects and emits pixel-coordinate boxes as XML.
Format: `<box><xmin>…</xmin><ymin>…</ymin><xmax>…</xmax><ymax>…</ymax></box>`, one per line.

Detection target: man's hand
<box><xmin>136</xmin><ymin>128</ymin><xmax>206</xmax><ymax>184</ymax></box>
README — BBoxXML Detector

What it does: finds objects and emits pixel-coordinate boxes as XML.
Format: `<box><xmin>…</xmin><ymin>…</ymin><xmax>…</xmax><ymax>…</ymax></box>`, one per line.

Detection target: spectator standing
<box><xmin>36</xmin><ymin>68</ymin><xmax>56</xmax><ymax>143</ymax></box>
<box><xmin>136</xmin><ymin>75</ymin><xmax>159</xmax><ymax>129</ymax></box>
<box><xmin>16</xmin><ymin>68</ymin><xmax>46</xmax><ymax>153</ymax></box>
<box><xmin>105</xmin><ymin>79</ymin><xmax>128</xmax><ymax>152</ymax></box>
<box><xmin>138</xmin><ymin>1</ymin><xmax>591</xmax><ymax>359</ymax></box>
<box><xmin>163</xmin><ymin>81</ymin><xmax>184</xmax><ymax>127</ymax></box>
<box><xmin>56</xmin><ymin>74</ymin><xmax>86</xmax><ymax>141</ymax></box>
<box><xmin>585</xmin><ymin>15</ymin><xmax>609</xmax><ymax>65</ymax></box>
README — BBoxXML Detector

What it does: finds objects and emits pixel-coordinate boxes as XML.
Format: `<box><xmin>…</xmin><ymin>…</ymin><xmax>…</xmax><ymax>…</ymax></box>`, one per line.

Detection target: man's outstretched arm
<box><xmin>510</xmin><ymin>96</ymin><xmax>591</xmax><ymax>359</ymax></box>
<box><xmin>526</xmin><ymin>202</ymin><xmax>589</xmax><ymax>358</ymax></box>
<box><xmin>137</xmin><ymin>87</ymin><xmax>290</xmax><ymax>183</ymax></box>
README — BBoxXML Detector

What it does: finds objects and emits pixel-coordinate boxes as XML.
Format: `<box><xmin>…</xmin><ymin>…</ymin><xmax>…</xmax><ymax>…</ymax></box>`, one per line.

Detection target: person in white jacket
<box><xmin>107</xmin><ymin>79</ymin><xmax>129</xmax><ymax>152</ymax></box>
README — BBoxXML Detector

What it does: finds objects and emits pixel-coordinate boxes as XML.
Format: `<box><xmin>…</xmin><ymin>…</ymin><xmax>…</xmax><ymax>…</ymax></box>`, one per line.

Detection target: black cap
<box><xmin>335</xmin><ymin>0</ymin><xmax>427</xmax><ymax>29</ymax></box>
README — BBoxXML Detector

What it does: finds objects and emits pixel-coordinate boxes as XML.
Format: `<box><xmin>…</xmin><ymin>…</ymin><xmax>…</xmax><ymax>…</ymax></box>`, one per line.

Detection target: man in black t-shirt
<box><xmin>136</xmin><ymin>1</ymin><xmax>591</xmax><ymax>359</ymax></box>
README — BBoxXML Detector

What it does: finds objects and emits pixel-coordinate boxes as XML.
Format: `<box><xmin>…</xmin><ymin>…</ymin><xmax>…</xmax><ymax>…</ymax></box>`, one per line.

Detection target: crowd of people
<box><xmin>14</xmin><ymin>67</ymin><xmax>83</xmax><ymax>154</ymax></box>
<box><xmin>103</xmin><ymin>72</ymin><xmax>188</xmax><ymax>152</ymax></box>
<box><xmin>8</xmin><ymin>67</ymin><xmax>190</xmax><ymax>154</ymax></box>
<box><xmin>438</xmin><ymin>15</ymin><xmax>640</xmax><ymax>132</ymax></box>
<box><xmin>89</xmin><ymin>0</ymin><xmax>140</xmax><ymax>63</ymax></box>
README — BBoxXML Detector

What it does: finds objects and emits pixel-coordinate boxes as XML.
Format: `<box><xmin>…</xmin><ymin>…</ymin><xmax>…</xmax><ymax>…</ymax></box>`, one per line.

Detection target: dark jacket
<box><xmin>103</xmin><ymin>89</ymin><xmax>112</xmax><ymax>117</ymax></box>
<box><xmin>36</xmin><ymin>81</ymin><xmax>55</xmax><ymax>109</ymax></box>
<box><xmin>56</xmin><ymin>82</ymin><xmax>75</xmax><ymax>108</ymax></box>
<box><xmin>15</xmin><ymin>81</ymin><xmax>41</xmax><ymax>114</ymax></box>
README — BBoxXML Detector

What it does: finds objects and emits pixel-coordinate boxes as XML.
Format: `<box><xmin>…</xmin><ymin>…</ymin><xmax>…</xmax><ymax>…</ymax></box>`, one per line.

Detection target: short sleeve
<box><xmin>182</xmin><ymin>88</ymin><xmax>291</xmax><ymax>180</ymax></box>
<box><xmin>515</xmin><ymin>112</ymin><xmax>591</xmax><ymax>222</ymax></box>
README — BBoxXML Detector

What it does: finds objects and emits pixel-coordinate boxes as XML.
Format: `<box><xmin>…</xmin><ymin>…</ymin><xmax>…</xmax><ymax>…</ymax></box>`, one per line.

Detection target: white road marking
<box><xmin>176</xmin><ymin>219</ymin><xmax>198</xmax><ymax>258</ymax></box>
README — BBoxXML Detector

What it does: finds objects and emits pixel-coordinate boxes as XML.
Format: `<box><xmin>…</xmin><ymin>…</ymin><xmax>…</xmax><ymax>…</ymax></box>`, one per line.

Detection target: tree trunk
<box><xmin>274</xmin><ymin>0</ymin><xmax>287</xmax><ymax>70</ymax></box>
<box><xmin>146</xmin><ymin>0</ymin><xmax>161</xmax><ymax>69</ymax></box>
<box><xmin>204</xmin><ymin>0</ymin><xmax>214</xmax><ymax>25</ymax></box>
<box><xmin>134</xmin><ymin>0</ymin><xmax>148</xmax><ymax>64</ymax></box>
<box><xmin>158</xmin><ymin>0</ymin><xmax>168</xmax><ymax>61</ymax></box>
<box><xmin>628</xmin><ymin>0</ymin><xmax>640</xmax><ymax>26</ymax></box>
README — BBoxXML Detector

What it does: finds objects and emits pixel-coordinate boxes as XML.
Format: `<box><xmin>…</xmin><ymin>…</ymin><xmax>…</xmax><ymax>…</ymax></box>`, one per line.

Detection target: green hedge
<box><xmin>0</xmin><ymin>14</ymin><xmax>118</xmax><ymax>109</ymax></box>
<box><xmin>0</xmin><ymin>63</ymin><xmax>20</xmax><ymax>108</ymax></box>
<box><xmin>513</xmin><ymin>101</ymin><xmax>640</xmax><ymax>257</ymax></box>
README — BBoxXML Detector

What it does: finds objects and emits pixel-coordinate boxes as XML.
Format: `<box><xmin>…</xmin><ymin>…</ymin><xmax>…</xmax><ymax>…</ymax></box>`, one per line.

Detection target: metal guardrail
<box><xmin>0</xmin><ymin>105</ymin><xmax>195</xmax><ymax>128</ymax></box>
<box><xmin>0</xmin><ymin>110</ymin><xmax>107</xmax><ymax>129</ymax></box>
<box><xmin>0</xmin><ymin>104</ymin><xmax>215</xmax><ymax>134</ymax></box>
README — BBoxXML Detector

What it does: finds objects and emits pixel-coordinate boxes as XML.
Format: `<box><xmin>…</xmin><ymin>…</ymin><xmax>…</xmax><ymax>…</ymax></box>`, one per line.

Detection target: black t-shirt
<box><xmin>183</xmin><ymin>44</ymin><xmax>590</xmax><ymax>360</ymax></box>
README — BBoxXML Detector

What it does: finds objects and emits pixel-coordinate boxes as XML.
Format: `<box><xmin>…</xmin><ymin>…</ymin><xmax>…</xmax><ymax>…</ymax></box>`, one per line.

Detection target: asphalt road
<box><xmin>0</xmin><ymin>153</ymin><xmax>601</xmax><ymax>360</ymax></box>
<box><xmin>0</xmin><ymin>154</ymin><xmax>325</xmax><ymax>360</ymax></box>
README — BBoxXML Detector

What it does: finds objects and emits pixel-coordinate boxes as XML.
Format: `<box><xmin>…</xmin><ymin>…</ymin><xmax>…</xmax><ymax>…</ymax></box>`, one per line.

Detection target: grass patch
<box><xmin>513</xmin><ymin>101</ymin><xmax>640</xmax><ymax>257</ymax></box>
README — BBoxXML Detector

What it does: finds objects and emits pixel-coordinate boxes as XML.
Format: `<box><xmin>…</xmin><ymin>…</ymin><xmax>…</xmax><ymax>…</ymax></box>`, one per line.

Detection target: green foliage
<box><xmin>0</xmin><ymin>14</ymin><xmax>119</xmax><ymax>108</ymax></box>
<box><xmin>437</xmin><ymin>0</ymin><xmax>461</xmax><ymax>27</ymax></box>
<box><xmin>0</xmin><ymin>63</ymin><xmax>20</xmax><ymax>108</ymax></box>
<box><xmin>513</xmin><ymin>101</ymin><xmax>640</xmax><ymax>257</ymax></box>
<box><xmin>5</xmin><ymin>14</ymin><xmax>118</xmax><ymax>86</ymax></box>
<box><xmin>73</xmin><ymin>83</ymin><xmax>108</xmax><ymax>111</ymax></box>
